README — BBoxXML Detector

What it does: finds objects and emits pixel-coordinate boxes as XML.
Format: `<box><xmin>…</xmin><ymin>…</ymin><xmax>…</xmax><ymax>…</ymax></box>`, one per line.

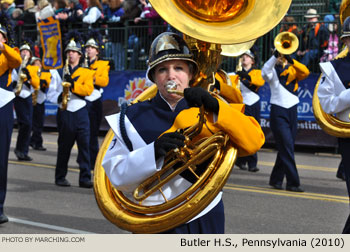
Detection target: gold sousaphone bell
<box><xmin>94</xmin><ymin>0</ymin><xmax>292</xmax><ymax>233</ymax></box>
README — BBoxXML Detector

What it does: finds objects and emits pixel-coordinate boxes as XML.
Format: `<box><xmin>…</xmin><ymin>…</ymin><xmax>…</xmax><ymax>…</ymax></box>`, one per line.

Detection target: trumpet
<box><xmin>274</xmin><ymin>31</ymin><xmax>299</xmax><ymax>59</ymax></box>
<box><xmin>14</xmin><ymin>55</ymin><xmax>29</xmax><ymax>96</ymax></box>
<box><xmin>60</xmin><ymin>57</ymin><xmax>71</xmax><ymax>110</ymax></box>
<box><xmin>32</xmin><ymin>68</ymin><xmax>41</xmax><ymax>106</ymax></box>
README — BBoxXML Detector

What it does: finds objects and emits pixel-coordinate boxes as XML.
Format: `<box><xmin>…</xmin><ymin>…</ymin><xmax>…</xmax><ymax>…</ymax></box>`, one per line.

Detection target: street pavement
<box><xmin>0</xmin><ymin>129</ymin><xmax>349</xmax><ymax>234</ymax></box>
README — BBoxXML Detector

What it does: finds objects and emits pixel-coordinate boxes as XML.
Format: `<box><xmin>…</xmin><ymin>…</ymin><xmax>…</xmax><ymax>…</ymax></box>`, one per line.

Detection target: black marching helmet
<box><xmin>147</xmin><ymin>32</ymin><xmax>198</xmax><ymax>83</ymax></box>
<box><xmin>64</xmin><ymin>30</ymin><xmax>83</xmax><ymax>55</ymax></box>
<box><xmin>341</xmin><ymin>16</ymin><xmax>350</xmax><ymax>40</ymax></box>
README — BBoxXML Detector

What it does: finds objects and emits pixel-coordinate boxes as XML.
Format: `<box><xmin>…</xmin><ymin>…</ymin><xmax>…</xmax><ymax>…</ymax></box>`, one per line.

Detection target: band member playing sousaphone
<box><xmin>317</xmin><ymin>16</ymin><xmax>350</xmax><ymax>234</ymax></box>
<box><xmin>83</xmin><ymin>30</ymin><xmax>110</xmax><ymax>172</ymax></box>
<box><xmin>47</xmin><ymin>30</ymin><xmax>94</xmax><ymax>188</ymax></box>
<box><xmin>29</xmin><ymin>57</ymin><xmax>52</xmax><ymax>151</ymax></box>
<box><xmin>102</xmin><ymin>32</ymin><xmax>265</xmax><ymax>233</ymax></box>
<box><xmin>13</xmin><ymin>39</ymin><xmax>40</xmax><ymax>161</ymax></box>
<box><xmin>262</xmin><ymin>36</ymin><xmax>309</xmax><ymax>193</ymax></box>
<box><xmin>0</xmin><ymin>12</ymin><xmax>22</xmax><ymax>225</ymax></box>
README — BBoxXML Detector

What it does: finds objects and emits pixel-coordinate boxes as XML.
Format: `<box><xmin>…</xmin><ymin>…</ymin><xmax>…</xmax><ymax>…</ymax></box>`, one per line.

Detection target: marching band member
<box><xmin>47</xmin><ymin>31</ymin><xmax>94</xmax><ymax>188</ymax></box>
<box><xmin>0</xmin><ymin>13</ymin><xmax>22</xmax><ymax>224</ymax></box>
<box><xmin>102</xmin><ymin>32</ymin><xmax>265</xmax><ymax>233</ymax></box>
<box><xmin>29</xmin><ymin>57</ymin><xmax>51</xmax><ymax>151</ymax></box>
<box><xmin>234</xmin><ymin>50</ymin><xmax>265</xmax><ymax>172</ymax></box>
<box><xmin>13</xmin><ymin>40</ymin><xmax>40</xmax><ymax>161</ymax></box>
<box><xmin>84</xmin><ymin>30</ymin><xmax>110</xmax><ymax>172</ymax></box>
<box><xmin>262</xmin><ymin>49</ymin><xmax>309</xmax><ymax>192</ymax></box>
<box><xmin>317</xmin><ymin>16</ymin><xmax>350</xmax><ymax>234</ymax></box>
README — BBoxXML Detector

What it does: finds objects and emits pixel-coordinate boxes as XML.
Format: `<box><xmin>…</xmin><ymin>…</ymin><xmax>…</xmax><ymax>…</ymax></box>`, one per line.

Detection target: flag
<box><xmin>37</xmin><ymin>16</ymin><xmax>63</xmax><ymax>69</ymax></box>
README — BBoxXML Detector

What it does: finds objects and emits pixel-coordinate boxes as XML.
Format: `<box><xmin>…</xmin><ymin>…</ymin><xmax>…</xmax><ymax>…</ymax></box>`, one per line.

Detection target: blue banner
<box><xmin>38</xmin><ymin>17</ymin><xmax>63</xmax><ymax>70</ymax></box>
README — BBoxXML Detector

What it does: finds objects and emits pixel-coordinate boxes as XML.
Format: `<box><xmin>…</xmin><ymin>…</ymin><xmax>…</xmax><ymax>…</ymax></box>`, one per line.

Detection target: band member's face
<box><xmin>33</xmin><ymin>60</ymin><xmax>42</xmax><ymax>68</ymax></box>
<box><xmin>20</xmin><ymin>49</ymin><xmax>31</xmax><ymax>59</ymax></box>
<box><xmin>241</xmin><ymin>54</ymin><xmax>254</xmax><ymax>67</ymax></box>
<box><xmin>276</xmin><ymin>55</ymin><xmax>286</xmax><ymax>66</ymax></box>
<box><xmin>67</xmin><ymin>50</ymin><xmax>81</xmax><ymax>65</ymax></box>
<box><xmin>86</xmin><ymin>46</ymin><xmax>98</xmax><ymax>59</ymax></box>
<box><xmin>154</xmin><ymin>60</ymin><xmax>192</xmax><ymax>105</ymax></box>
<box><xmin>0</xmin><ymin>33</ymin><xmax>6</xmax><ymax>44</ymax></box>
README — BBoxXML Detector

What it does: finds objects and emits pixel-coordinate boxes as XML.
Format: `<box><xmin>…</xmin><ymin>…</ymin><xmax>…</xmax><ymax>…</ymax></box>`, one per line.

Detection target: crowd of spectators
<box><xmin>277</xmin><ymin>1</ymin><xmax>342</xmax><ymax>71</ymax></box>
<box><xmin>0</xmin><ymin>0</ymin><xmax>165</xmax><ymax>70</ymax></box>
<box><xmin>0</xmin><ymin>0</ymin><xmax>345</xmax><ymax>72</ymax></box>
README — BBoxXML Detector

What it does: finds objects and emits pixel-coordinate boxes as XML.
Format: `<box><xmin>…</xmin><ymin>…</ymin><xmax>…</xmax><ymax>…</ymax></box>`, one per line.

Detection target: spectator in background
<box><xmin>11</xmin><ymin>7</ymin><xmax>22</xmax><ymax>20</ymax></box>
<box><xmin>297</xmin><ymin>9</ymin><xmax>329</xmax><ymax>70</ymax></box>
<box><xmin>328</xmin><ymin>0</ymin><xmax>341</xmax><ymax>16</ymax></box>
<box><xmin>35</xmin><ymin>0</ymin><xmax>55</xmax><ymax>21</ymax></box>
<box><xmin>120</xmin><ymin>0</ymin><xmax>141</xmax><ymax>69</ymax></box>
<box><xmin>79</xmin><ymin>0</ymin><xmax>87</xmax><ymax>10</ymax></box>
<box><xmin>134</xmin><ymin>0</ymin><xmax>163</xmax><ymax>62</ymax></box>
<box><xmin>53</xmin><ymin>0</ymin><xmax>69</xmax><ymax>16</ymax></box>
<box><xmin>35</xmin><ymin>0</ymin><xmax>55</xmax><ymax>57</ymax></box>
<box><xmin>320</xmin><ymin>14</ymin><xmax>339</xmax><ymax>62</ymax></box>
<box><xmin>53</xmin><ymin>0</ymin><xmax>69</xmax><ymax>34</ymax></box>
<box><xmin>1</xmin><ymin>0</ymin><xmax>16</xmax><ymax>17</ymax></box>
<box><xmin>19</xmin><ymin>0</ymin><xmax>38</xmax><ymax>43</ymax></box>
<box><xmin>101</xmin><ymin>0</ymin><xmax>109</xmax><ymax>15</ymax></box>
<box><xmin>134</xmin><ymin>0</ymin><xmax>160</xmax><ymax>25</ymax></box>
<box><xmin>66</xmin><ymin>0</ymin><xmax>84</xmax><ymax>29</ymax></box>
<box><xmin>11</xmin><ymin>7</ymin><xmax>23</xmax><ymax>43</ymax></box>
<box><xmin>279</xmin><ymin>15</ymin><xmax>300</xmax><ymax>36</ymax></box>
<box><xmin>82</xmin><ymin>0</ymin><xmax>103</xmax><ymax>28</ymax></box>
<box><xmin>104</xmin><ymin>0</ymin><xmax>125</xmax><ymax>70</ymax></box>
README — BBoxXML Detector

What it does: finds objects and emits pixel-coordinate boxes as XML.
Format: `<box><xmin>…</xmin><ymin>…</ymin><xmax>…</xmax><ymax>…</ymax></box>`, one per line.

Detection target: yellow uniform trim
<box><xmin>71</xmin><ymin>67</ymin><xmax>94</xmax><ymax>96</ymax></box>
<box><xmin>164</xmin><ymin>99</ymin><xmax>265</xmax><ymax>157</ymax></box>
<box><xmin>27</xmin><ymin>65</ymin><xmax>40</xmax><ymax>90</ymax></box>
<box><xmin>249</xmin><ymin>69</ymin><xmax>265</xmax><ymax>91</ymax></box>
<box><xmin>215</xmin><ymin>72</ymin><xmax>243</xmax><ymax>104</ymax></box>
<box><xmin>91</xmin><ymin>60</ymin><xmax>110</xmax><ymax>88</ymax></box>
<box><xmin>280</xmin><ymin>60</ymin><xmax>309</xmax><ymax>92</ymax></box>
<box><xmin>0</xmin><ymin>44</ymin><xmax>22</xmax><ymax>87</ymax></box>
<box><xmin>40</xmin><ymin>71</ymin><xmax>52</xmax><ymax>88</ymax></box>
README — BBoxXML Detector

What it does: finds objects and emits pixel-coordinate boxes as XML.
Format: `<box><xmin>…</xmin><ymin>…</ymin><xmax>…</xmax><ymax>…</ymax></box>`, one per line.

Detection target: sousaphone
<box><xmin>94</xmin><ymin>0</ymin><xmax>291</xmax><ymax>233</ymax></box>
<box><xmin>313</xmin><ymin>0</ymin><xmax>350</xmax><ymax>137</ymax></box>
